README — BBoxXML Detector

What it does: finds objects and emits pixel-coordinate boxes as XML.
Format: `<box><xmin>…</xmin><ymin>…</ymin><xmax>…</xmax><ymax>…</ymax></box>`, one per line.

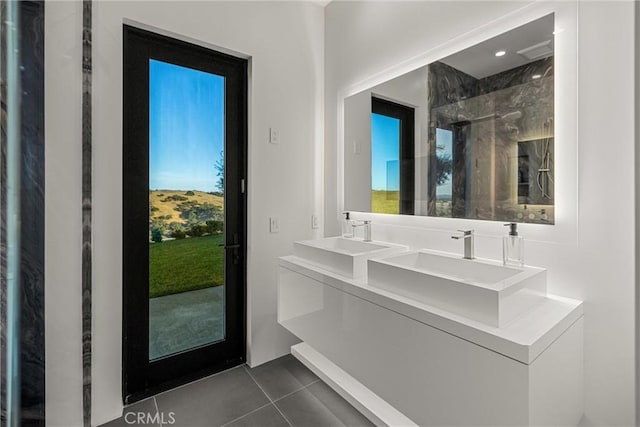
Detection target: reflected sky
<box><xmin>371</xmin><ymin>113</ymin><xmax>400</xmax><ymax>191</ymax></box>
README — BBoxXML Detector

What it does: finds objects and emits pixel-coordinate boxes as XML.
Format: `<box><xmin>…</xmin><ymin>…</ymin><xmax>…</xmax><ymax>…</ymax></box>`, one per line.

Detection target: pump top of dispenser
<box><xmin>505</xmin><ymin>222</ymin><xmax>519</xmax><ymax>236</ymax></box>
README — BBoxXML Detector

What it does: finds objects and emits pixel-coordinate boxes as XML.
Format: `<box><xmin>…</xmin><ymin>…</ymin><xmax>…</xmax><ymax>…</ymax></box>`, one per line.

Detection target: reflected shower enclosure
<box><xmin>427</xmin><ymin>56</ymin><xmax>554</xmax><ymax>223</ymax></box>
<box><xmin>517</xmin><ymin>137</ymin><xmax>554</xmax><ymax>205</ymax></box>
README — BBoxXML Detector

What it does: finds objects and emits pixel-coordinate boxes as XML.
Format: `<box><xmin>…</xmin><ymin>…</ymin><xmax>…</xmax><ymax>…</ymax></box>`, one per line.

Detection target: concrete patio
<box><xmin>149</xmin><ymin>286</ymin><xmax>225</xmax><ymax>360</ymax></box>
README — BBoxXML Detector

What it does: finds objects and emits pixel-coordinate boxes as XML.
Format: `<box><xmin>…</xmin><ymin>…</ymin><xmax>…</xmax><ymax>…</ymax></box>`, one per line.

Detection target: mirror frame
<box><xmin>337</xmin><ymin>1</ymin><xmax>577</xmax><ymax>245</ymax></box>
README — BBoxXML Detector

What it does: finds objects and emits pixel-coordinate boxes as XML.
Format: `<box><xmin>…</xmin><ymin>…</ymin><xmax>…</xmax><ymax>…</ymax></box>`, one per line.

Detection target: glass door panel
<box><xmin>148</xmin><ymin>60</ymin><xmax>226</xmax><ymax>360</ymax></box>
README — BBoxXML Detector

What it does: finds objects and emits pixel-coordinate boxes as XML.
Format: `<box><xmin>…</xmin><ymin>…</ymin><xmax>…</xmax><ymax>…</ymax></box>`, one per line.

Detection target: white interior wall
<box><xmin>343</xmin><ymin>91</ymin><xmax>372</xmax><ymax>212</ymax></box>
<box><xmin>325</xmin><ymin>1</ymin><xmax>636</xmax><ymax>426</ymax></box>
<box><xmin>45</xmin><ymin>2</ymin><xmax>84</xmax><ymax>426</ymax></box>
<box><xmin>45</xmin><ymin>2</ymin><xmax>324</xmax><ymax>426</ymax></box>
<box><xmin>636</xmin><ymin>2</ymin><xmax>640</xmax><ymax>423</ymax></box>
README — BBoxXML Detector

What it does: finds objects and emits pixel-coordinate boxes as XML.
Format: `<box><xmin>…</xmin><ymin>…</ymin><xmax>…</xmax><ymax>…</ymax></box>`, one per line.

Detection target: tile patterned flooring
<box><xmin>101</xmin><ymin>354</ymin><xmax>374</xmax><ymax>427</ymax></box>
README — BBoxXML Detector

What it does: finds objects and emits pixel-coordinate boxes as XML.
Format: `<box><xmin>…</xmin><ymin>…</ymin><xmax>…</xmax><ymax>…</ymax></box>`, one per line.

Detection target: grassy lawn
<box><xmin>149</xmin><ymin>234</ymin><xmax>224</xmax><ymax>298</ymax></box>
<box><xmin>371</xmin><ymin>190</ymin><xmax>399</xmax><ymax>214</ymax></box>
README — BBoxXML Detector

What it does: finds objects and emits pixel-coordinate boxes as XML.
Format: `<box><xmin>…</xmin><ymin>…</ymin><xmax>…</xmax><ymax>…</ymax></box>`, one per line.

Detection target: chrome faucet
<box><xmin>352</xmin><ymin>220</ymin><xmax>372</xmax><ymax>242</ymax></box>
<box><xmin>451</xmin><ymin>229</ymin><xmax>474</xmax><ymax>259</ymax></box>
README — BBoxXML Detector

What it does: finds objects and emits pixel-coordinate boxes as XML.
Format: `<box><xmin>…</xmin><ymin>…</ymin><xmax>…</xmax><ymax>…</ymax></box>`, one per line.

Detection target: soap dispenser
<box><xmin>342</xmin><ymin>212</ymin><xmax>353</xmax><ymax>238</ymax></box>
<box><xmin>503</xmin><ymin>223</ymin><xmax>524</xmax><ymax>267</ymax></box>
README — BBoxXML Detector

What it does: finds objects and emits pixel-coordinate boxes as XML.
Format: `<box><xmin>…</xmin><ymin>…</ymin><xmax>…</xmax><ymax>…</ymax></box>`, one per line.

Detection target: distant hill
<box><xmin>150</xmin><ymin>190</ymin><xmax>224</xmax><ymax>225</ymax></box>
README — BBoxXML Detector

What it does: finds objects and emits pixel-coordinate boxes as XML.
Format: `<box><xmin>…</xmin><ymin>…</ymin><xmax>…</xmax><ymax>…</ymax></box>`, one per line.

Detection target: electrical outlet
<box><xmin>269</xmin><ymin>216</ymin><xmax>280</xmax><ymax>233</ymax></box>
<box><xmin>269</xmin><ymin>127</ymin><xmax>280</xmax><ymax>144</ymax></box>
<box><xmin>311</xmin><ymin>214</ymin><xmax>319</xmax><ymax>229</ymax></box>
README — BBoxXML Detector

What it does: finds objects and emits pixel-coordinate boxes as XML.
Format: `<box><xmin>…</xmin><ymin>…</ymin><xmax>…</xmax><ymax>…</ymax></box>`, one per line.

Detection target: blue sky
<box><xmin>149</xmin><ymin>59</ymin><xmax>224</xmax><ymax>192</ymax></box>
<box><xmin>371</xmin><ymin>113</ymin><xmax>400</xmax><ymax>191</ymax></box>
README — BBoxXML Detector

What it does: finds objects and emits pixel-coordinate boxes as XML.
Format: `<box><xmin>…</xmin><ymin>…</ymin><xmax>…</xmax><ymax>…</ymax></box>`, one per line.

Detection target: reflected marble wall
<box><xmin>428</xmin><ymin>57</ymin><xmax>554</xmax><ymax>224</ymax></box>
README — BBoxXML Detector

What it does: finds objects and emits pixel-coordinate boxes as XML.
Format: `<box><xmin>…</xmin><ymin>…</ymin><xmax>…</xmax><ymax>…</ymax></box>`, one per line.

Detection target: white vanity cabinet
<box><xmin>278</xmin><ymin>256</ymin><xmax>583</xmax><ymax>427</ymax></box>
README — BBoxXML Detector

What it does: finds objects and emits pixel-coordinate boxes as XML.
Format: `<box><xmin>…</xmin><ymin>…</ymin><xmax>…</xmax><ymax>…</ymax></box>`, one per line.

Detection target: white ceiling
<box><xmin>440</xmin><ymin>13</ymin><xmax>554</xmax><ymax>79</ymax></box>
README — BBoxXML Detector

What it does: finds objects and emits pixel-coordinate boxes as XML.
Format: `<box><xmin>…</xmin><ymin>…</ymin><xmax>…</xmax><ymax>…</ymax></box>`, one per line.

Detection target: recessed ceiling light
<box><xmin>532</xmin><ymin>74</ymin><xmax>542</xmax><ymax>79</ymax></box>
<box><xmin>495</xmin><ymin>50</ymin><xmax>506</xmax><ymax>57</ymax></box>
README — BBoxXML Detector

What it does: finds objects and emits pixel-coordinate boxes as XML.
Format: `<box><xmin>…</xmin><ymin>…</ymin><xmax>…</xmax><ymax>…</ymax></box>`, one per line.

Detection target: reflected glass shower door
<box><xmin>435</xmin><ymin>128</ymin><xmax>453</xmax><ymax>217</ymax></box>
<box><xmin>148</xmin><ymin>60</ymin><xmax>226</xmax><ymax>360</ymax></box>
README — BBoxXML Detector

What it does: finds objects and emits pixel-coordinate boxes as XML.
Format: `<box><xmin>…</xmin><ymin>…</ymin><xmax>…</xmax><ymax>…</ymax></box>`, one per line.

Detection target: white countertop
<box><xmin>279</xmin><ymin>255</ymin><xmax>583</xmax><ymax>364</ymax></box>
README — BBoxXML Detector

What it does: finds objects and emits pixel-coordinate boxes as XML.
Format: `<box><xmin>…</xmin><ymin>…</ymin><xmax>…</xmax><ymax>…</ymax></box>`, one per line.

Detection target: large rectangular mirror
<box><xmin>344</xmin><ymin>13</ymin><xmax>555</xmax><ymax>224</ymax></box>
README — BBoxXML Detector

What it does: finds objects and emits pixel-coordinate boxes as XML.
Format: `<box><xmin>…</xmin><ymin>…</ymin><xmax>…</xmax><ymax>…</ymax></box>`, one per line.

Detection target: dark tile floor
<box><xmin>101</xmin><ymin>354</ymin><xmax>374</xmax><ymax>427</ymax></box>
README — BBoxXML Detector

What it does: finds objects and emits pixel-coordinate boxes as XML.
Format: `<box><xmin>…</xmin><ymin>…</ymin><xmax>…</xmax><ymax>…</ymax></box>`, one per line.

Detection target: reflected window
<box><xmin>371</xmin><ymin>97</ymin><xmax>415</xmax><ymax>215</ymax></box>
<box><xmin>371</xmin><ymin>113</ymin><xmax>400</xmax><ymax>214</ymax></box>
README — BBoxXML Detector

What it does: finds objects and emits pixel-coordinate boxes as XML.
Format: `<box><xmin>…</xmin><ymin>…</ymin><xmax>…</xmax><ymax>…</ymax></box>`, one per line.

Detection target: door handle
<box><xmin>218</xmin><ymin>243</ymin><xmax>241</xmax><ymax>249</ymax></box>
<box><xmin>218</xmin><ymin>238</ymin><xmax>241</xmax><ymax>265</ymax></box>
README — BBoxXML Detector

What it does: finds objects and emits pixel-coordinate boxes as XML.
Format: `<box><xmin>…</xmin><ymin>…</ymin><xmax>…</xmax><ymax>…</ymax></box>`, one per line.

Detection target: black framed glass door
<box><xmin>123</xmin><ymin>25</ymin><xmax>247</xmax><ymax>403</ymax></box>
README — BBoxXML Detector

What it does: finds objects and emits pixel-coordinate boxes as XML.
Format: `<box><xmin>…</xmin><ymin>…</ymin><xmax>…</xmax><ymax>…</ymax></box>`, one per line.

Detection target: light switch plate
<box><xmin>311</xmin><ymin>214</ymin><xmax>319</xmax><ymax>229</ymax></box>
<box><xmin>353</xmin><ymin>140</ymin><xmax>361</xmax><ymax>154</ymax></box>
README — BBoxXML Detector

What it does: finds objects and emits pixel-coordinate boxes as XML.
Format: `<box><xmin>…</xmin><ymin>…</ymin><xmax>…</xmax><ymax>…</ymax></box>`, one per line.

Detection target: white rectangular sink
<box><xmin>368</xmin><ymin>250</ymin><xmax>547</xmax><ymax>327</ymax></box>
<box><xmin>293</xmin><ymin>237</ymin><xmax>408</xmax><ymax>279</ymax></box>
